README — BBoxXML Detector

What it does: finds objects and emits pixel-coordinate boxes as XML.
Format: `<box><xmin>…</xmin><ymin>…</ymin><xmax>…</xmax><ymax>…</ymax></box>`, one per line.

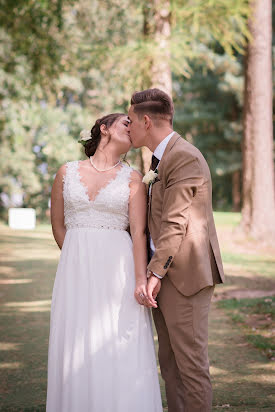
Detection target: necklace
<box><xmin>89</xmin><ymin>156</ymin><xmax>121</xmax><ymax>172</ymax></box>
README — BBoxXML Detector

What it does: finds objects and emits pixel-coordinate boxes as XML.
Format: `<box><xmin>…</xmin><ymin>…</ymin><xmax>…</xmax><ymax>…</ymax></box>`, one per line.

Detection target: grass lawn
<box><xmin>218</xmin><ymin>296</ymin><xmax>275</xmax><ymax>359</ymax></box>
<box><xmin>0</xmin><ymin>214</ymin><xmax>275</xmax><ymax>411</ymax></box>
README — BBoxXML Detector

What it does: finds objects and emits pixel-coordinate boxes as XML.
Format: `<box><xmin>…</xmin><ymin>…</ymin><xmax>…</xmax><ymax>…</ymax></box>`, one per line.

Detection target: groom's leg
<box><xmin>153</xmin><ymin>307</ymin><xmax>185</xmax><ymax>412</ymax></box>
<box><xmin>157</xmin><ymin>276</ymin><xmax>214</xmax><ymax>412</ymax></box>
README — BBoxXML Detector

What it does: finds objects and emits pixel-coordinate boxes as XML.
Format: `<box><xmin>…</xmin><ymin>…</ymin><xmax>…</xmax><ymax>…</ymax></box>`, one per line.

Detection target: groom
<box><xmin>128</xmin><ymin>88</ymin><xmax>225</xmax><ymax>412</ymax></box>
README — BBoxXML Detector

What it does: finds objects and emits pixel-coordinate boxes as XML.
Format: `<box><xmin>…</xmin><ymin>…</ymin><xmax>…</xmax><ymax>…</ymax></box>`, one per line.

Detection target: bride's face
<box><xmin>127</xmin><ymin>106</ymin><xmax>146</xmax><ymax>148</ymax></box>
<box><xmin>108</xmin><ymin>115</ymin><xmax>131</xmax><ymax>154</ymax></box>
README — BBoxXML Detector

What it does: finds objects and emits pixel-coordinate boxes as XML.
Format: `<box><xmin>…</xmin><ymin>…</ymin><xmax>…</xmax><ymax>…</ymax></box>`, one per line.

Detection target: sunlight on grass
<box><xmin>0</xmin><ymin>343</ymin><xmax>21</xmax><ymax>351</ymax></box>
<box><xmin>249</xmin><ymin>362</ymin><xmax>275</xmax><ymax>371</ymax></box>
<box><xmin>3</xmin><ymin>300</ymin><xmax>51</xmax><ymax>312</ymax></box>
<box><xmin>6</xmin><ymin>248</ymin><xmax>59</xmax><ymax>261</ymax></box>
<box><xmin>210</xmin><ymin>366</ymin><xmax>226</xmax><ymax>375</ymax></box>
<box><xmin>0</xmin><ymin>217</ymin><xmax>275</xmax><ymax>410</ymax></box>
<box><xmin>0</xmin><ymin>279</ymin><xmax>33</xmax><ymax>284</ymax></box>
<box><xmin>0</xmin><ymin>266</ymin><xmax>16</xmax><ymax>275</ymax></box>
<box><xmin>0</xmin><ymin>362</ymin><xmax>23</xmax><ymax>369</ymax></box>
<box><xmin>4</xmin><ymin>300</ymin><xmax>51</xmax><ymax>307</ymax></box>
<box><xmin>222</xmin><ymin>252</ymin><xmax>275</xmax><ymax>278</ymax></box>
<box><xmin>213</xmin><ymin>211</ymin><xmax>241</xmax><ymax>227</ymax></box>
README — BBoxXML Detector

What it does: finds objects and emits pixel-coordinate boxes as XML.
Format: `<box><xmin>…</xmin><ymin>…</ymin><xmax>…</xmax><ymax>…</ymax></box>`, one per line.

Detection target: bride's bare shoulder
<box><xmin>129</xmin><ymin>169</ymin><xmax>146</xmax><ymax>200</ymax></box>
<box><xmin>129</xmin><ymin>168</ymin><xmax>143</xmax><ymax>182</ymax></box>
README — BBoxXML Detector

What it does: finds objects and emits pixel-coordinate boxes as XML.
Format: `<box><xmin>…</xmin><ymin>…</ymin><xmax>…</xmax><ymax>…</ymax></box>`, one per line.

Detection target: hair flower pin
<box><xmin>142</xmin><ymin>169</ymin><xmax>159</xmax><ymax>186</ymax></box>
<box><xmin>78</xmin><ymin>129</ymin><xmax>92</xmax><ymax>146</ymax></box>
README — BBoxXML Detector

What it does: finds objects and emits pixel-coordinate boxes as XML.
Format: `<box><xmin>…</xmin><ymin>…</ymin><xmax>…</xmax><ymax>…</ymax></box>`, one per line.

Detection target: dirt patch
<box><xmin>213</xmin><ymin>289</ymin><xmax>275</xmax><ymax>301</ymax></box>
<box><xmin>245</xmin><ymin>313</ymin><xmax>273</xmax><ymax>330</ymax></box>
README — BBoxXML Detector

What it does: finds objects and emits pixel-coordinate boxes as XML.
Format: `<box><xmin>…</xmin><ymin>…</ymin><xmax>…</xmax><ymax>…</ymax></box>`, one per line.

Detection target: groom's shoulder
<box><xmin>169</xmin><ymin>134</ymin><xmax>206</xmax><ymax>164</ymax></box>
<box><xmin>165</xmin><ymin>135</ymin><xmax>210</xmax><ymax>178</ymax></box>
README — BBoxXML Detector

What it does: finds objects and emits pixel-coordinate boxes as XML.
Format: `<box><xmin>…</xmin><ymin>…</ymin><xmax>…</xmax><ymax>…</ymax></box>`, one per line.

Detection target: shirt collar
<box><xmin>154</xmin><ymin>131</ymin><xmax>175</xmax><ymax>160</ymax></box>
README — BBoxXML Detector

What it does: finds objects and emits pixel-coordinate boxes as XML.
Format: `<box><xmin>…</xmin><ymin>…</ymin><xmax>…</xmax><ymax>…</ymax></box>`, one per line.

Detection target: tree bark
<box><xmin>150</xmin><ymin>0</ymin><xmax>172</xmax><ymax>97</ymax></box>
<box><xmin>241</xmin><ymin>0</ymin><xmax>275</xmax><ymax>239</ymax></box>
<box><xmin>140</xmin><ymin>0</ymin><xmax>172</xmax><ymax>174</ymax></box>
<box><xmin>232</xmin><ymin>170</ymin><xmax>241</xmax><ymax>212</ymax></box>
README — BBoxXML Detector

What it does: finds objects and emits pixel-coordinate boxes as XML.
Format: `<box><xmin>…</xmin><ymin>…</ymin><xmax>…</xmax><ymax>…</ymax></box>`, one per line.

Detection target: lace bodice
<box><xmin>63</xmin><ymin>161</ymin><xmax>133</xmax><ymax>230</ymax></box>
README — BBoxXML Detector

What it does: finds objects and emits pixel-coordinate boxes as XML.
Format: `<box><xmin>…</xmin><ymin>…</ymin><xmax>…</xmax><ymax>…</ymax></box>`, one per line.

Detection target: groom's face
<box><xmin>128</xmin><ymin>106</ymin><xmax>146</xmax><ymax>148</ymax></box>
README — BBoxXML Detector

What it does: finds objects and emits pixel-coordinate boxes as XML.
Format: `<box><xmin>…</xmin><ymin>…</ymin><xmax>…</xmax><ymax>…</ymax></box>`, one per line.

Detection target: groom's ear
<box><xmin>144</xmin><ymin>114</ymin><xmax>151</xmax><ymax>130</ymax></box>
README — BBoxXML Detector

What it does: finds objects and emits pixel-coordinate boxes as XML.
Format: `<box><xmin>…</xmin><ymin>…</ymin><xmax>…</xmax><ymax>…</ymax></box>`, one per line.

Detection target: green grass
<box><xmin>221</xmin><ymin>251</ymin><xmax>275</xmax><ymax>278</ymax></box>
<box><xmin>209</xmin><ymin>305</ymin><xmax>275</xmax><ymax>411</ymax></box>
<box><xmin>218</xmin><ymin>297</ymin><xmax>275</xmax><ymax>358</ymax></box>
<box><xmin>218</xmin><ymin>296</ymin><xmax>275</xmax><ymax>317</ymax></box>
<box><xmin>1</xmin><ymin>218</ymin><xmax>275</xmax><ymax>411</ymax></box>
<box><xmin>213</xmin><ymin>211</ymin><xmax>241</xmax><ymax>227</ymax></box>
<box><xmin>0</xmin><ymin>224</ymin><xmax>58</xmax><ymax>410</ymax></box>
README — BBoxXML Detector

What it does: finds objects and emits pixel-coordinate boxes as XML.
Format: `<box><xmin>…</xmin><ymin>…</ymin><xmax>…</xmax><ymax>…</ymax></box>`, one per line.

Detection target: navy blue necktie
<box><xmin>150</xmin><ymin>155</ymin><xmax>159</xmax><ymax>171</ymax></box>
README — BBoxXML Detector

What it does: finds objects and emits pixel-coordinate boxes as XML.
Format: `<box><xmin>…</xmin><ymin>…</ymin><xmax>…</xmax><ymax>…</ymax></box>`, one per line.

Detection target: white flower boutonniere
<box><xmin>142</xmin><ymin>169</ymin><xmax>159</xmax><ymax>186</ymax></box>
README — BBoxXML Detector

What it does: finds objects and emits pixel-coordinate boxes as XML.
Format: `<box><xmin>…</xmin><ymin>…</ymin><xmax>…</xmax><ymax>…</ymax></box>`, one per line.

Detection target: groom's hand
<box><xmin>147</xmin><ymin>273</ymin><xmax>161</xmax><ymax>308</ymax></box>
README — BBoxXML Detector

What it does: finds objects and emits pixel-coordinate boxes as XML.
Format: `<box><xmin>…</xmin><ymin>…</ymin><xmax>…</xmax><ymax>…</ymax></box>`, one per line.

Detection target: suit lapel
<box><xmin>148</xmin><ymin>132</ymin><xmax>181</xmax><ymax>226</ymax></box>
<box><xmin>158</xmin><ymin>132</ymin><xmax>181</xmax><ymax>179</ymax></box>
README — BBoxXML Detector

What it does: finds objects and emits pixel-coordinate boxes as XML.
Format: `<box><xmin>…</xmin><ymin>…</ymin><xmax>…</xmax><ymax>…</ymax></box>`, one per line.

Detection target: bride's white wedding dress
<box><xmin>46</xmin><ymin>161</ymin><xmax>163</xmax><ymax>412</ymax></box>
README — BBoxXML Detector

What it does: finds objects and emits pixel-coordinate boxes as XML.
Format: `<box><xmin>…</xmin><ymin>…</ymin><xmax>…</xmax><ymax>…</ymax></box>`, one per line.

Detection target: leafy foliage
<box><xmin>173</xmin><ymin>41</ymin><xmax>244</xmax><ymax>209</ymax></box>
<box><xmin>0</xmin><ymin>0</ymin><xmax>253</xmax><ymax>218</ymax></box>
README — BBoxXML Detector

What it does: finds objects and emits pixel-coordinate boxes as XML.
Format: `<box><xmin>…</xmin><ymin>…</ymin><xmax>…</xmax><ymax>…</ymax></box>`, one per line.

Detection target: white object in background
<box><xmin>8</xmin><ymin>208</ymin><xmax>36</xmax><ymax>230</ymax></box>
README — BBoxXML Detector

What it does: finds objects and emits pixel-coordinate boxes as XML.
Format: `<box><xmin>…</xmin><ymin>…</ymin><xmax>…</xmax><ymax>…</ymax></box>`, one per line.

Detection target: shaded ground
<box><xmin>0</xmin><ymin>214</ymin><xmax>275</xmax><ymax>411</ymax></box>
<box><xmin>0</xmin><ymin>225</ymin><xmax>58</xmax><ymax>410</ymax></box>
<box><xmin>210</xmin><ymin>305</ymin><xmax>274</xmax><ymax>411</ymax></box>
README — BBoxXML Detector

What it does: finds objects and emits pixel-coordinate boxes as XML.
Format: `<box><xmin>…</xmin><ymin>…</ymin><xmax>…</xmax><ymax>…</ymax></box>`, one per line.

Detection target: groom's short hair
<box><xmin>131</xmin><ymin>88</ymin><xmax>174</xmax><ymax>125</ymax></box>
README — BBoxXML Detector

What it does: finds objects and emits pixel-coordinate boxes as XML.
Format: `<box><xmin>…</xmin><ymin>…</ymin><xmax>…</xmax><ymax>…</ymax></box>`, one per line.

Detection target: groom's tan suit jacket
<box><xmin>147</xmin><ymin>132</ymin><xmax>224</xmax><ymax>296</ymax></box>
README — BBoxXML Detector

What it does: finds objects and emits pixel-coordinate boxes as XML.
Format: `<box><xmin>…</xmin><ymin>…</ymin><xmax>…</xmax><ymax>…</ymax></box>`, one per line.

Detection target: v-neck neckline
<box><xmin>77</xmin><ymin>161</ymin><xmax>125</xmax><ymax>204</ymax></box>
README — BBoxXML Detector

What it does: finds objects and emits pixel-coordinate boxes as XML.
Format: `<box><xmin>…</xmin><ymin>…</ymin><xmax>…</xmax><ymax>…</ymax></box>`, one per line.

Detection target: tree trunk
<box><xmin>150</xmin><ymin>0</ymin><xmax>172</xmax><ymax>96</ymax></box>
<box><xmin>232</xmin><ymin>170</ymin><xmax>241</xmax><ymax>212</ymax></box>
<box><xmin>241</xmin><ymin>0</ymin><xmax>275</xmax><ymax>239</ymax></box>
<box><xmin>140</xmin><ymin>0</ymin><xmax>172</xmax><ymax>174</ymax></box>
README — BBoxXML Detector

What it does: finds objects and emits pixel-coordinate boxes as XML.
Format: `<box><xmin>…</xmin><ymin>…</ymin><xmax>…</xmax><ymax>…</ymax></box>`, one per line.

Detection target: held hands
<box><xmin>134</xmin><ymin>272</ymin><xmax>161</xmax><ymax>308</ymax></box>
<box><xmin>134</xmin><ymin>281</ymin><xmax>148</xmax><ymax>306</ymax></box>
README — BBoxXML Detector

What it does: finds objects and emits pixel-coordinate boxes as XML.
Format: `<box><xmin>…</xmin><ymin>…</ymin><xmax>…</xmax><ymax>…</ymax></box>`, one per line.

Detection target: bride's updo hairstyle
<box><xmin>85</xmin><ymin>113</ymin><xmax>125</xmax><ymax>157</ymax></box>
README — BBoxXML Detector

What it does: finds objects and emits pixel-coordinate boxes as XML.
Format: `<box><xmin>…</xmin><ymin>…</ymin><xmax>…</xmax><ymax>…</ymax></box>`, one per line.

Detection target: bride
<box><xmin>46</xmin><ymin>113</ymin><xmax>163</xmax><ymax>411</ymax></box>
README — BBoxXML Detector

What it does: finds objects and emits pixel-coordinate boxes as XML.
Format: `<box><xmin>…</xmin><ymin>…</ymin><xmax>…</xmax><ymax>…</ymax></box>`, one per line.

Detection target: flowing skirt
<box><xmin>46</xmin><ymin>228</ymin><xmax>163</xmax><ymax>411</ymax></box>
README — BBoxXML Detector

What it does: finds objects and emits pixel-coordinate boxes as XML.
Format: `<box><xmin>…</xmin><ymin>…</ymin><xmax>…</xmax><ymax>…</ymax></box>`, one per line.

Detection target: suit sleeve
<box><xmin>147</xmin><ymin>151</ymin><xmax>204</xmax><ymax>277</ymax></box>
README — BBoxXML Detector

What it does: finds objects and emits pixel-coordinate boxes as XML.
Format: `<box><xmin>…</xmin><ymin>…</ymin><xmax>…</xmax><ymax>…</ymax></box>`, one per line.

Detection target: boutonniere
<box><xmin>142</xmin><ymin>169</ymin><xmax>159</xmax><ymax>186</ymax></box>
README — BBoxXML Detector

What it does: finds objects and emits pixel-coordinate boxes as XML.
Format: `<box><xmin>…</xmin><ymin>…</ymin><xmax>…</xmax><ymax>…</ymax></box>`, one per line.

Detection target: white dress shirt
<box><xmin>149</xmin><ymin>131</ymin><xmax>175</xmax><ymax>278</ymax></box>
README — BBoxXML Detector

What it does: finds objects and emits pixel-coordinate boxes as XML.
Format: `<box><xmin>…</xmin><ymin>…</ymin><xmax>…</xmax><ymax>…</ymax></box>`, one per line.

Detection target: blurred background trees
<box><xmin>0</xmin><ymin>0</ymin><xmax>274</xmax><ymax>240</ymax></box>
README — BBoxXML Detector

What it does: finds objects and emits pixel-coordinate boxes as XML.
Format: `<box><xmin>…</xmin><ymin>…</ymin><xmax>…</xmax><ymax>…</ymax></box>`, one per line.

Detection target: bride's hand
<box><xmin>134</xmin><ymin>281</ymin><xmax>149</xmax><ymax>306</ymax></box>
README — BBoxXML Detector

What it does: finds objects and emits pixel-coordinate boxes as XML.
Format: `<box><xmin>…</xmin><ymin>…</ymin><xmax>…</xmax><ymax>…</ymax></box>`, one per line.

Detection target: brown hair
<box><xmin>84</xmin><ymin>113</ymin><xmax>125</xmax><ymax>157</ymax></box>
<box><xmin>130</xmin><ymin>88</ymin><xmax>174</xmax><ymax>125</ymax></box>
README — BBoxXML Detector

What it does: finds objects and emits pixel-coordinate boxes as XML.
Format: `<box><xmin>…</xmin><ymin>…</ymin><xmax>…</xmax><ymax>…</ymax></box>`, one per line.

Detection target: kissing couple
<box><xmin>47</xmin><ymin>88</ymin><xmax>224</xmax><ymax>412</ymax></box>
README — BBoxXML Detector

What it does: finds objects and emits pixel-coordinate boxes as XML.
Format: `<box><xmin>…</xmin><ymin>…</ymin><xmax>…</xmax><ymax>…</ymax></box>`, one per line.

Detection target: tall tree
<box><xmin>241</xmin><ymin>0</ymin><xmax>275</xmax><ymax>239</ymax></box>
<box><xmin>0</xmin><ymin>1</ymin><xmax>252</xmax><ymax>218</ymax></box>
<box><xmin>141</xmin><ymin>0</ymin><xmax>172</xmax><ymax>171</ymax></box>
<box><xmin>145</xmin><ymin>0</ymin><xmax>172</xmax><ymax>95</ymax></box>
<box><xmin>139</xmin><ymin>0</ymin><xmax>250</xmax><ymax>172</ymax></box>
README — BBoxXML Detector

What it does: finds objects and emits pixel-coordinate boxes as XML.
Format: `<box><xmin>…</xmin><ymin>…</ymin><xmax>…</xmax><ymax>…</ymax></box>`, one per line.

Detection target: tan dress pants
<box><xmin>153</xmin><ymin>277</ymin><xmax>214</xmax><ymax>412</ymax></box>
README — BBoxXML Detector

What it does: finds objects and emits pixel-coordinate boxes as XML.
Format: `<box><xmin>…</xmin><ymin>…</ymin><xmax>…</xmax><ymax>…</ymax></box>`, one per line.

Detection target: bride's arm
<box><xmin>129</xmin><ymin>170</ymin><xmax>149</xmax><ymax>306</ymax></box>
<box><xmin>51</xmin><ymin>165</ymin><xmax>66</xmax><ymax>249</ymax></box>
